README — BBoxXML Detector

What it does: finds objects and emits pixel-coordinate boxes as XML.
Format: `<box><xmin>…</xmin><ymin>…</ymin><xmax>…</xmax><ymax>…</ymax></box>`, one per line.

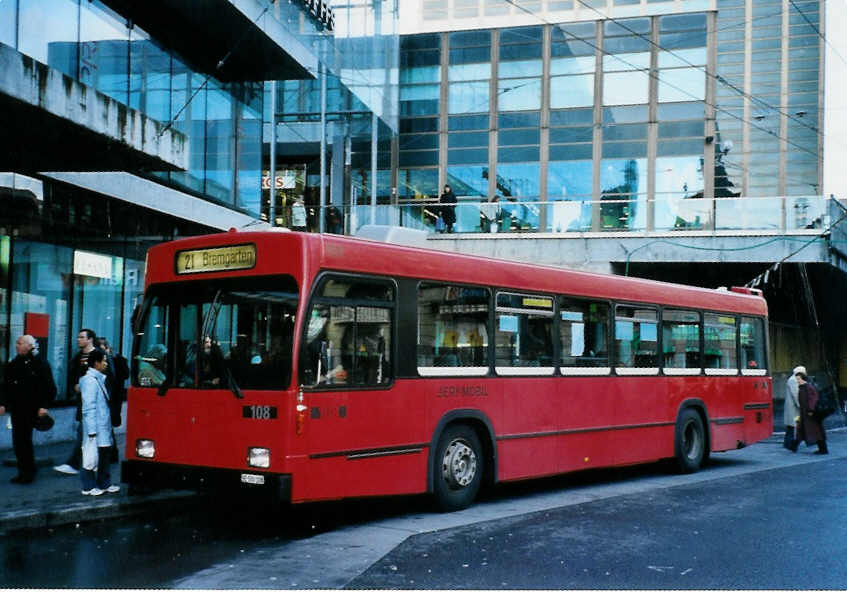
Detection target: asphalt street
<box><xmin>348</xmin><ymin>458</ymin><xmax>847</xmax><ymax>589</ymax></box>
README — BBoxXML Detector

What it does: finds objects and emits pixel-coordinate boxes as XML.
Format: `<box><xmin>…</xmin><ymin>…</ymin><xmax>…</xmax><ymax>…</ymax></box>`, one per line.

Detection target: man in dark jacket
<box><xmin>439</xmin><ymin>184</ymin><xmax>457</xmax><ymax>233</ymax></box>
<box><xmin>0</xmin><ymin>335</ymin><xmax>57</xmax><ymax>483</ymax></box>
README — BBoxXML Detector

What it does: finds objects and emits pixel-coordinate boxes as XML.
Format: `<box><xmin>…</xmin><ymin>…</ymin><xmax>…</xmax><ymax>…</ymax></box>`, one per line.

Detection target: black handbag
<box><xmin>814</xmin><ymin>386</ymin><xmax>837</xmax><ymax>420</ymax></box>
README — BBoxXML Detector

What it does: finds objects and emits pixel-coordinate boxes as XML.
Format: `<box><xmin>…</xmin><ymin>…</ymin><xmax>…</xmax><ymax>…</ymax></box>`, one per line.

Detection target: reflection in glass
<box><xmin>447</xmin><ymin>166</ymin><xmax>489</xmax><ymax>197</ymax></box>
<box><xmin>654</xmin><ymin>155</ymin><xmax>706</xmax><ymax>230</ymax></box>
<box><xmin>547</xmin><ymin>160</ymin><xmax>593</xmax><ymax>232</ymax></box>
<box><xmin>449</xmin><ymin>81</ymin><xmax>490</xmax><ymax>114</ymax></box>
<box><xmin>603</xmin><ymin>70</ymin><xmax>650</xmax><ymax>105</ymax></box>
<box><xmin>550</xmin><ymin>74</ymin><xmax>595</xmax><ymax>108</ymax></box>
<box><xmin>600</xmin><ymin>159</ymin><xmax>647</xmax><ymax>229</ymax></box>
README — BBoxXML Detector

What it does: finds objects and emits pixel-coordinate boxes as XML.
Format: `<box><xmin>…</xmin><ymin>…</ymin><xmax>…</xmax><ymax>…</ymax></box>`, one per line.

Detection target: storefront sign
<box><xmin>73</xmin><ymin>250</ymin><xmax>113</xmax><ymax>279</ymax></box>
<box><xmin>175</xmin><ymin>244</ymin><xmax>256</xmax><ymax>275</ymax></box>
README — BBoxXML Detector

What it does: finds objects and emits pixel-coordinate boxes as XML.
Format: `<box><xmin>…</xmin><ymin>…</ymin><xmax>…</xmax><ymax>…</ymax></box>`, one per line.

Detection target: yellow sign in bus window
<box><xmin>176</xmin><ymin>244</ymin><xmax>257</xmax><ymax>275</ymax></box>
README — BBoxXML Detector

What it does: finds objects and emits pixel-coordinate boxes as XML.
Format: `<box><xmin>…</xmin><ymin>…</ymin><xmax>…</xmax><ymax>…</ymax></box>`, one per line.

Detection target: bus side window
<box><xmin>705</xmin><ymin>313</ymin><xmax>738</xmax><ymax>374</ymax></box>
<box><xmin>417</xmin><ymin>283</ymin><xmax>490</xmax><ymax>376</ymax></box>
<box><xmin>559</xmin><ymin>297</ymin><xmax>610</xmax><ymax>373</ymax></box>
<box><xmin>740</xmin><ymin>316</ymin><xmax>766</xmax><ymax>374</ymax></box>
<box><xmin>301</xmin><ymin>276</ymin><xmax>395</xmax><ymax>388</ymax></box>
<box><xmin>614</xmin><ymin>305</ymin><xmax>658</xmax><ymax>373</ymax></box>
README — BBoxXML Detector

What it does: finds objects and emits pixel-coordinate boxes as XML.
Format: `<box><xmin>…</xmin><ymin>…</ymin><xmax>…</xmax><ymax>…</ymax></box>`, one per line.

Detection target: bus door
<box><xmin>297</xmin><ymin>275</ymin><xmax>424</xmax><ymax>500</ymax></box>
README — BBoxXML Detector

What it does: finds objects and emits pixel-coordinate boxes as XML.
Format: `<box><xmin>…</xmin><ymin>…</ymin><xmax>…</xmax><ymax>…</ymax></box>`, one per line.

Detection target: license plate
<box><xmin>240</xmin><ymin>473</ymin><xmax>265</xmax><ymax>485</ymax></box>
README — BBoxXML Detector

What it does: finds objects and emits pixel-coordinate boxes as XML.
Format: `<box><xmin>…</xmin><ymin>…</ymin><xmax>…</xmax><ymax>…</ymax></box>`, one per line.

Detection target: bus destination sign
<box><xmin>176</xmin><ymin>244</ymin><xmax>257</xmax><ymax>275</ymax></box>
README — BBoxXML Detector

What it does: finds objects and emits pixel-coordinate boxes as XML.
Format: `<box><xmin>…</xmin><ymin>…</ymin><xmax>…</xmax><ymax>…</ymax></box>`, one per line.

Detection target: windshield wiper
<box><xmin>224</xmin><ymin>365</ymin><xmax>243</xmax><ymax>399</ymax></box>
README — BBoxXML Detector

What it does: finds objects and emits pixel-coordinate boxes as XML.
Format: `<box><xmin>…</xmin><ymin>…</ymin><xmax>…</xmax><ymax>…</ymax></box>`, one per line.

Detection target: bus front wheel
<box><xmin>433</xmin><ymin>424</ymin><xmax>483</xmax><ymax>512</ymax></box>
<box><xmin>674</xmin><ymin>408</ymin><xmax>706</xmax><ymax>473</ymax></box>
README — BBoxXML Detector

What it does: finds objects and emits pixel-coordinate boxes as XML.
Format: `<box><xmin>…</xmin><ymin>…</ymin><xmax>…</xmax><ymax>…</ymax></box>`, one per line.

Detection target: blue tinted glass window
<box><xmin>497</xmin><ymin>163</ymin><xmax>540</xmax><ymax>197</ymax></box>
<box><xmin>550</xmin><ymin>127</ymin><xmax>593</xmax><ymax>143</ymax></box>
<box><xmin>550</xmin><ymin>74</ymin><xmax>595</xmax><ymax>108</ymax></box>
<box><xmin>601</xmin><ymin>158</ymin><xmax>648</xmax><ymax>195</ymax></box>
<box><xmin>604</xmin><ymin>71</ymin><xmax>649</xmax><ymax>105</ymax></box>
<box><xmin>499</xmin><ymin>112</ymin><xmax>540</xmax><ymax>128</ymax></box>
<box><xmin>398</xmin><ymin>168</ymin><xmax>438</xmax><ymax>199</ymax></box>
<box><xmin>448</xmin><ymin>132</ymin><xmax>489</xmax><ymax>148</ymax></box>
<box><xmin>498</xmin><ymin>78</ymin><xmax>542</xmax><ymax>111</ymax></box>
<box><xmin>450</xmin><ymin>114</ymin><xmax>489</xmax><ymax>130</ymax></box>
<box><xmin>450</xmin><ymin>46</ymin><xmax>491</xmax><ymax>65</ymax></box>
<box><xmin>498</xmin><ymin>146</ymin><xmax>540</xmax><ymax>163</ymax></box>
<box><xmin>401</xmin><ymin>117</ymin><xmax>439</xmax><ymax>133</ymax></box>
<box><xmin>447</xmin><ymin>166</ymin><xmax>489</xmax><ymax>195</ymax></box>
<box><xmin>549</xmin><ymin>144</ymin><xmax>593</xmax><ymax>161</ymax></box>
<box><xmin>79</xmin><ymin>1</ymin><xmax>129</xmax><ymax>105</ymax></box>
<box><xmin>550</xmin><ymin>108</ymin><xmax>594</xmax><ymax>126</ymax></box>
<box><xmin>400</xmin><ymin>150</ymin><xmax>439</xmax><ymax>167</ymax></box>
<box><xmin>603</xmin><ymin>124</ymin><xmax>647</xmax><ymax>140</ymax></box>
<box><xmin>400</xmin><ymin>65</ymin><xmax>441</xmax><ymax>84</ymax></box>
<box><xmin>449</xmin><ymin>81</ymin><xmax>490</xmax><ymax>114</ymax></box>
<box><xmin>449</xmin><ymin>62</ymin><xmax>492</xmax><ymax>81</ymax></box>
<box><xmin>0</xmin><ymin>0</ymin><xmax>15</xmax><ymax>46</ymax></box>
<box><xmin>602</xmin><ymin>141</ymin><xmax>647</xmax><ymax>159</ymax></box>
<box><xmin>401</xmin><ymin>49</ymin><xmax>441</xmax><ymax>68</ymax></box>
<box><xmin>548</xmin><ymin>160</ymin><xmax>594</xmax><ymax>197</ymax></box>
<box><xmin>605</xmin><ymin>18</ymin><xmax>650</xmax><ymax>36</ymax></box>
<box><xmin>658</xmin><ymin>68</ymin><xmax>706</xmax><ymax>102</ymax></box>
<box><xmin>19</xmin><ymin>0</ymin><xmax>79</xmax><ymax>78</ymax></box>
<box><xmin>402</xmin><ymin>134</ymin><xmax>439</xmax><ymax>150</ymax></box>
<box><xmin>551</xmin><ymin>56</ymin><xmax>596</xmax><ymax>75</ymax></box>
<box><xmin>499</xmin><ymin>129</ymin><xmax>540</xmax><ymax>146</ymax></box>
<box><xmin>448</xmin><ymin>148</ymin><xmax>489</xmax><ymax>165</ymax></box>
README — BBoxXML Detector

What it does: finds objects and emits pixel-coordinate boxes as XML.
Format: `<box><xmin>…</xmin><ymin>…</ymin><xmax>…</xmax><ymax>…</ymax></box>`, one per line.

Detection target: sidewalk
<box><xmin>0</xmin><ymin>433</ymin><xmax>197</xmax><ymax>534</ymax></box>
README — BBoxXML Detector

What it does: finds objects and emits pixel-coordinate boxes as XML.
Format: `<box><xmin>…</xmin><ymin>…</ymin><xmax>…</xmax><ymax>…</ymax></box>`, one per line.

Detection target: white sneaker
<box><xmin>82</xmin><ymin>488</ymin><xmax>104</xmax><ymax>496</ymax></box>
<box><xmin>54</xmin><ymin>464</ymin><xmax>80</xmax><ymax>475</ymax></box>
<box><xmin>105</xmin><ymin>485</ymin><xmax>120</xmax><ymax>493</ymax></box>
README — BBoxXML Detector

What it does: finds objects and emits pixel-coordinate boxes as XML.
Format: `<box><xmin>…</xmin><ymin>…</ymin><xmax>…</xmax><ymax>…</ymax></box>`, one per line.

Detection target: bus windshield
<box><xmin>133</xmin><ymin>276</ymin><xmax>299</xmax><ymax>391</ymax></box>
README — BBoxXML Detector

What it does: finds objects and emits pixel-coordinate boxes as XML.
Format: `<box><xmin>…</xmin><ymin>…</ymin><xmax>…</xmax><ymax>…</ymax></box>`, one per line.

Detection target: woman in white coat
<box><xmin>79</xmin><ymin>349</ymin><xmax>119</xmax><ymax>496</ymax></box>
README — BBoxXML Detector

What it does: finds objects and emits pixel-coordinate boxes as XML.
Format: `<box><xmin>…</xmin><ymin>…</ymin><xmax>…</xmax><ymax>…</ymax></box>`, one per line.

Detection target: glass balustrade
<box><xmin>274</xmin><ymin>196</ymin><xmax>833</xmax><ymax>237</ymax></box>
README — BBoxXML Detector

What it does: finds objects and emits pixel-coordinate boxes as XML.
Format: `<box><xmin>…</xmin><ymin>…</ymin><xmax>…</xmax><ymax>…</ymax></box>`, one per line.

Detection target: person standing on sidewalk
<box><xmin>79</xmin><ymin>348</ymin><xmax>119</xmax><ymax>496</ymax></box>
<box><xmin>54</xmin><ymin>328</ymin><xmax>97</xmax><ymax>476</ymax></box>
<box><xmin>796</xmin><ymin>368</ymin><xmax>828</xmax><ymax>455</ymax></box>
<box><xmin>0</xmin><ymin>335</ymin><xmax>57</xmax><ymax>484</ymax></box>
<box><xmin>783</xmin><ymin>366</ymin><xmax>803</xmax><ymax>451</ymax></box>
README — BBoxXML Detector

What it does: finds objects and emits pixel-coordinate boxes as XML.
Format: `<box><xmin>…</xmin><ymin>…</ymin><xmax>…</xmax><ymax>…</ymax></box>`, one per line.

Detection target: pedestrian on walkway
<box><xmin>796</xmin><ymin>368</ymin><xmax>828</xmax><ymax>455</ymax></box>
<box><xmin>95</xmin><ymin>337</ymin><xmax>125</xmax><ymax>462</ymax></box>
<box><xmin>439</xmin><ymin>184</ymin><xmax>457</xmax><ymax>233</ymax></box>
<box><xmin>783</xmin><ymin>365</ymin><xmax>803</xmax><ymax>451</ymax></box>
<box><xmin>54</xmin><ymin>328</ymin><xmax>97</xmax><ymax>476</ymax></box>
<box><xmin>79</xmin><ymin>348</ymin><xmax>120</xmax><ymax>496</ymax></box>
<box><xmin>0</xmin><ymin>335</ymin><xmax>57</xmax><ymax>484</ymax></box>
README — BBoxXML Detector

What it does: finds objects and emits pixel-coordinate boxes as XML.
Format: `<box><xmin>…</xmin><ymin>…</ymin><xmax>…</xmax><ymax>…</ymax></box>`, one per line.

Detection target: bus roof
<box><xmin>147</xmin><ymin>230</ymin><xmax>767</xmax><ymax>317</ymax></box>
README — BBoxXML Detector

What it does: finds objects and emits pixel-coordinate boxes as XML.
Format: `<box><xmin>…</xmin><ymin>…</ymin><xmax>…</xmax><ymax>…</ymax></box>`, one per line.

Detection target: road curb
<box><xmin>0</xmin><ymin>491</ymin><xmax>201</xmax><ymax>535</ymax></box>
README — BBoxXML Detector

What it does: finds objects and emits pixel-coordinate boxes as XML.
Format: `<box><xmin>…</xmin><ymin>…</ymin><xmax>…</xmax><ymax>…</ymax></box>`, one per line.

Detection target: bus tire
<box><xmin>674</xmin><ymin>408</ymin><xmax>706</xmax><ymax>474</ymax></box>
<box><xmin>433</xmin><ymin>424</ymin><xmax>483</xmax><ymax>512</ymax></box>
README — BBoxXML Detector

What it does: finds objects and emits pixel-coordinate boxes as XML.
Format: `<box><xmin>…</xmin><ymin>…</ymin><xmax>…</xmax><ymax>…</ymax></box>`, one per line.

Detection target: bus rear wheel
<box><xmin>433</xmin><ymin>425</ymin><xmax>483</xmax><ymax>512</ymax></box>
<box><xmin>674</xmin><ymin>408</ymin><xmax>706</xmax><ymax>473</ymax></box>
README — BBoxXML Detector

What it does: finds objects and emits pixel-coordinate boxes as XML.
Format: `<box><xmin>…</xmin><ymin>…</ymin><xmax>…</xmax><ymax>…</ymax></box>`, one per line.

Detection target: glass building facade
<box><xmin>396</xmin><ymin>1</ymin><xmax>824</xmax><ymax>234</ymax></box>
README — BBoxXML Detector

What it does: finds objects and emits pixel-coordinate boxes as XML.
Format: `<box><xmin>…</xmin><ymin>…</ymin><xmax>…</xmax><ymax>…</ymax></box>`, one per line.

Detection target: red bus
<box><xmin>122</xmin><ymin>229</ymin><xmax>772</xmax><ymax>511</ymax></box>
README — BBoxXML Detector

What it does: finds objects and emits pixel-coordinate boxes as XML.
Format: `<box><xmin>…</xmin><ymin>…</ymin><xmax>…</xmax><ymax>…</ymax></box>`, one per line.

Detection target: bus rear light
<box><xmin>136</xmin><ymin>439</ymin><xmax>155</xmax><ymax>458</ymax></box>
<box><xmin>247</xmin><ymin>447</ymin><xmax>270</xmax><ymax>468</ymax></box>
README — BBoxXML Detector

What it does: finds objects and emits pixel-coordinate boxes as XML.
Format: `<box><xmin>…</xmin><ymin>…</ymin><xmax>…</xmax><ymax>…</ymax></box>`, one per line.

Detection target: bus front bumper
<box><xmin>121</xmin><ymin>459</ymin><xmax>291</xmax><ymax>502</ymax></box>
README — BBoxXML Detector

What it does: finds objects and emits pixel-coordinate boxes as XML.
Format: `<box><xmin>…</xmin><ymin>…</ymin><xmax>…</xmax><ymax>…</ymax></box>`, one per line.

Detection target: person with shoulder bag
<box><xmin>796</xmin><ymin>369</ymin><xmax>828</xmax><ymax>455</ymax></box>
<box><xmin>79</xmin><ymin>349</ymin><xmax>120</xmax><ymax>496</ymax></box>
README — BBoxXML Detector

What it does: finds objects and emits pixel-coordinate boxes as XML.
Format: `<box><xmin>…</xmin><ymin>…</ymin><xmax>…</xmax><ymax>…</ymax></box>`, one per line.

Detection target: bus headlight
<box><xmin>247</xmin><ymin>447</ymin><xmax>270</xmax><ymax>468</ymax></box>
<box><xmin>136</xmin><ymin>439</ymin><xmax>155</xmax><ymax>458</ymax></box>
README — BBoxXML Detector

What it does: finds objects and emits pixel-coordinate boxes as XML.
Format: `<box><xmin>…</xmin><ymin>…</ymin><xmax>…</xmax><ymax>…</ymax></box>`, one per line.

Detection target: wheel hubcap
<box><xmin>442</xmin><ymin>439</ymin><xmax>477</xmax><ymax>489</ymax></box>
